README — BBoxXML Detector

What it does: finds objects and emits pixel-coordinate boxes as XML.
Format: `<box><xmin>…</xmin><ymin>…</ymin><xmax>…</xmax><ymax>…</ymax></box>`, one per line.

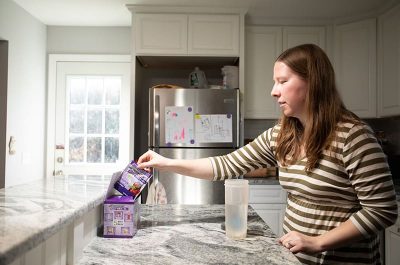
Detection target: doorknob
<box><xmin>53</xmin><ymin>170</ymin><xmax>64</xmax><ymax>176</ymax></box>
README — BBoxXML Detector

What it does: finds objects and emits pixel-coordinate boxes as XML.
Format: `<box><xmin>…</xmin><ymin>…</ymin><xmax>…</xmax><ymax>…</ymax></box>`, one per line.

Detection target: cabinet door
<box><xmin>378</xmin><ymin>5</ymin><xmax>400</xmax><ymax>117</ymax></box>
<box><xmin>250</xmin><ymin>203</ymin><xmax>286</xmax><ymax>236</ymax></box>
<box><xmin>385</xmin><ymin>226</ymin><xmax>400</xmax><ymax>265</ymax></box>
<box><xmin>245</xmin><ymin>27</ymin><xmax>282</xmax><ymax>119</ymax></box>
<box><xmin>134</xmin><ymin>14</ymin><xmax>188</xmax><ymax>55</ymax></box>
<box><xmin>283</xmin><ymin>26</ymin><xmax>326</xmax><ymax>50</ymax></box>
<box><xmin>334</xmin><ymin>19</ymin><xmax>377</xmax><ymax>118</ymax></box>
<box><xmin>188</xmin><ymin>15</ymin><xmax>239</xmax><ymax>56</ymax></box>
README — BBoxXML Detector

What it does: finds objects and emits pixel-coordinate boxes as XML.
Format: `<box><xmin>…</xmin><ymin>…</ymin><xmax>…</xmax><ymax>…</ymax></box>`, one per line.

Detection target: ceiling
<box><xmin>12</xmin><ymin>0</ymin><xmax>399</xmax><ymax>26</ymax></box>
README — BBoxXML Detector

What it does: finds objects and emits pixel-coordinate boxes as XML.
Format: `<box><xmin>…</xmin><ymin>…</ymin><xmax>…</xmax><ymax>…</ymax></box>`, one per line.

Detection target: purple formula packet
<box><xmin>114</xmin><ymin>160</ymin><xmax>153</xmax><ymax>200</ymax></box>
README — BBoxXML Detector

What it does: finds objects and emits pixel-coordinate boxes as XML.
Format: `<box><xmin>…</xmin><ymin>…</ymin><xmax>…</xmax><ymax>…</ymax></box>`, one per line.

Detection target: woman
<box><xmin>137</xmin><ymin>44</ymin><xmax>398</xmax><ymax>264</ymax></box>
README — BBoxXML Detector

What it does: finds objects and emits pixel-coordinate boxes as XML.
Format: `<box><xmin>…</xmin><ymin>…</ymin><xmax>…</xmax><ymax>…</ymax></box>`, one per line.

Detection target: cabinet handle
<box><xmin>398</xmin><ymin>227</ymin><xmax>400</xmax><ymax>234</ymax></box>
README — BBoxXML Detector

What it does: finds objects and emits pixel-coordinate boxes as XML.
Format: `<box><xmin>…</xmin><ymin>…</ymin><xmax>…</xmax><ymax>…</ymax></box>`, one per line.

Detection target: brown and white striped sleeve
<box><xmin>343</xmin><ymin>124</ymin><xmax>398</xmax><ymax>236</ymax></box>
<box><xmin>209</xmin><ymin>126</ymin><xmax>278</xmax><ymax>181</ymax></box>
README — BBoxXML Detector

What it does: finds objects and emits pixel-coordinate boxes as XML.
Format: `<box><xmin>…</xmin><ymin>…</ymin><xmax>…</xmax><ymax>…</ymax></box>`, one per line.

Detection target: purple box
<box><xmin>103</xmin><ymin>196</ymin><xmax>140</xmax><ymax>238</ymax></box>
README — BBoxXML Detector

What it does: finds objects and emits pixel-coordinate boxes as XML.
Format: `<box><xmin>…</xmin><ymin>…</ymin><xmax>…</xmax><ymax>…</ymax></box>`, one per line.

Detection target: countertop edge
<box><xmin>0</xmin><ymin>180</ymin><xmax>107</xmax><ymax>265</ymax></box>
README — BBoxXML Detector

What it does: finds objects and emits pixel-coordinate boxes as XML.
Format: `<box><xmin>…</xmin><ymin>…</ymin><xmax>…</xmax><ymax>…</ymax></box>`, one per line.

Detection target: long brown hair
<box><xmin>275</xmin><ymin>44</ymin><xmax>360</xmax><ymax>171</ymax></box>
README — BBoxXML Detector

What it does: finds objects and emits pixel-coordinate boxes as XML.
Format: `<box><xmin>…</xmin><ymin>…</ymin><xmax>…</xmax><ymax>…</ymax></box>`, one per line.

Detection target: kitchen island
<box><xmin>0</xmin><ymin>177</ymin><xmax>300</xmax><ymax>265</ymax></box>
<box><xmin>78</xmin><ymin>204</ymin><xmax>300</xmax><ymax>265</ymax></box>
<box><xmin>2</xmin><ymin>178</ymin><xmax>398</xmax><ymax>265</ymax></box>
<box><xmin>0</xmin><ymin>177</ymin><xmax>109</xmax><ymax>265</ymax></box>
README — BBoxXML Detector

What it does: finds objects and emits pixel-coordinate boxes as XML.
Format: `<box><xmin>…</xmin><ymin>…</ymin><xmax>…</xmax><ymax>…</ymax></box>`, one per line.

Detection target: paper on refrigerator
<box><xmin>165</xmin><ymin>106</ymin><xmax>195</xmax><ymax>144</ymax></box>
<box><xmin>195</xmin><ymin>114</ymin><xmax>233</xmax><ymax>143</ymax></box>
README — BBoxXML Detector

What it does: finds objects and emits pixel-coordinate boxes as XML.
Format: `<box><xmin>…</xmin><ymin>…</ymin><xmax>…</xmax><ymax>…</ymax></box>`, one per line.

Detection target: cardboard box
<box><xmin>102</xmin><ymin>160</ymin><xmax>153</xmax><ymax>238</ymax></box>
<box><xmin>103</xmin><ymin>195</ymin><xmax>140</xmax><ymax>238</ymax></box>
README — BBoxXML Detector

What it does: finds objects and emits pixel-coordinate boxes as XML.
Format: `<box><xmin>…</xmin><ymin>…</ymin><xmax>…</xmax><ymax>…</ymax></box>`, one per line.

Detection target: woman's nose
<box><xmin>271</xmin><ymin>84</ymin><xmax>279</xmax><ymax>97</ymax></box>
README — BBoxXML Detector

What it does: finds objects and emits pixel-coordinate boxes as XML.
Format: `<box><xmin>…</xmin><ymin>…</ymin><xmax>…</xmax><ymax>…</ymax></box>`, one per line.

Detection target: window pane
<box><xmin>87</xmin><ymin>175</ymin><xmax>102</xmax><ymax>181</ymax></box>
<box><xmin>105</xmin><ymin>77</ymin><xmax>121</xmax><ymax>105</ymax></box>
<box><xmin>87</xmin><ymin>77</ymin><xmax>103</xmax><ymax>105</ymax></box>
<box><xmin>87</xmin><ymin>137</ymin><xmax>102</xmax><ymax>163</ymax></box>
<box><xmin>105</xmin><ymin>109</ymin><xmax>119</xmax><ymax>134</ymax></box>
<box><xmin>105</xmin><ymin>137</ymin><xmax>119</xmax><ymax>163</ymax></box>
<box><xmin>69</xmin><ymin>109</ymin><xmax>84</xmax><ymax>133</ymax></box>
<box><xmin>68</xmin><ymin>175</ymin><xmax>85</xmax><ymax>181</ymax></box>
<box><xmin>104</xmin><ymin>175</ymin><xmax>112</xmax><ymax>182</ymax></box>
<box><xmin>69</xmin><ymin>136</ymin><xmax>84</xmax><ymax>162</ymax></box>
<box><xmin>69</xmin><ymin>77</ymin><xmax>86</xmax><ymax>104</ymax></box>
<box><xmin>87</xmin><ymin>109</ymin><xmax>102</xmax><ymax>134</ymax></box>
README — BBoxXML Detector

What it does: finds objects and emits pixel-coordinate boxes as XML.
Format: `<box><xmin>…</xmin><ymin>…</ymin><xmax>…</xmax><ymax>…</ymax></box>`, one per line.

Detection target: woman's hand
<box><xmin>279</xmin><ymin>231</ymin><xmax>323</xmax><ymax>254</ymax></box>
<box><xmin>137</xmin><ymin>150</ymin><xmax>214</xmax><ymax>180</ymax></box>
<box><xmin>137</xmin><ymin>150</ymin><xmax>170</xmax><ymax>172</ymax></box>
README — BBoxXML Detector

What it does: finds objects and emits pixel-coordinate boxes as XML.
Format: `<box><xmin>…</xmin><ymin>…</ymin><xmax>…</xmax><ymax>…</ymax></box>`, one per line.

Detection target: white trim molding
<box><xmin>46</xmin><ymin>54</ymin><xmax>131</xmax><ymax>178</ymax></box>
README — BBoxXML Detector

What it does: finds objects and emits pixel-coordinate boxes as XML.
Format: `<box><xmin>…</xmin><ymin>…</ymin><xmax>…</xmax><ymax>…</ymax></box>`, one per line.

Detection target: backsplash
<box><xmin>244</xmin><ymin>116</ymin><xmax>400</xmax><ymax>184</ymax></box>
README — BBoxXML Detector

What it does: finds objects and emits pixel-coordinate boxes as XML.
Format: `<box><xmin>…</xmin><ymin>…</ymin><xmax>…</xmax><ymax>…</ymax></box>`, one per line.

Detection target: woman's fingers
<box><xmin>278</xmin><ymin>232</ymin><xmax>291</xmax><ymax>245</ymax></box>
<box><xmin>279</xmin><ymin>232</ymin><xmax>303</xmax><ymax>253</ymax></box>
<box><xmin>137</xmin><ymin>151</ymin><xmax>156</xmax><ymax>171</ymax></box>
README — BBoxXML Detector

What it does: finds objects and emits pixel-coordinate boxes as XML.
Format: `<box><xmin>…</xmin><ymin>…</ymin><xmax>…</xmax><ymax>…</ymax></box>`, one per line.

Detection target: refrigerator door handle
<box><xmin>155</xmin><ymin>94</ymin><xmax>160</xmax><ymax>147</ymax></box>
<box><xmin>152</xmin><ymin>147</ymin><xmax>159</xmax><ymax>185</ymax></box>
<box><xmin>236</xmin><ymin>89</ymin><xmax>240</xmax><ymax>147</ymax></box>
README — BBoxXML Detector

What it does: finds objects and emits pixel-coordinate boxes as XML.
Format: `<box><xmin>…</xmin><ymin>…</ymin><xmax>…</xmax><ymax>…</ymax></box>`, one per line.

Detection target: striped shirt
<box><xmin>209</xmin><ymin>122</ymin><xmax>398</xmax><ymax>265</ymax></box>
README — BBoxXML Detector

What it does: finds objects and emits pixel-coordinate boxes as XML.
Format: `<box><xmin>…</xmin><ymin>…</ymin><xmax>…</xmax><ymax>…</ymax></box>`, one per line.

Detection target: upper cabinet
<box><xmin>282</xmin><ymin>27</ymin><xmax>326</xmax><ymax>50</ymax></box>
<box><xmin>188</xmin><ymin>15</ymin><xmax>239</xmax><ymax>56</ymax></box>
<box><xmin>245</xmin><ymin>26</ymin><xmax>326</xmax><ymax>119</ymax></box>
<box><xmin>378</xmin><ymin>5</ymin><xmax>400</xmax><ymax>117</ymax></box>
<box><xmin>134</xmin><ymin>13</ymin><xmax>240</xmax><ymax>56</ymax></box>
<box><xmin>334</xmin><ymin>18</ymin><xmax>377</xmax><ymax>118</ymax></box>
<box><xmin>134</xmin><ymin>14</ymin><xmax>188</xmax><ymax>55</ymax></box>
<box><xmin>245</xmin><ymin>27</ymin><xmax>281</xmax><ymax>119</ymax></box>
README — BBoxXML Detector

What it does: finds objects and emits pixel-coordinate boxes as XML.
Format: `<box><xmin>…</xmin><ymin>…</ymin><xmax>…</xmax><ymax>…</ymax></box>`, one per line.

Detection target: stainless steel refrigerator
<box><xmin>148</xmin><ymin>88</ymin><xmax>240</xmax><ymax>204</ymax></box>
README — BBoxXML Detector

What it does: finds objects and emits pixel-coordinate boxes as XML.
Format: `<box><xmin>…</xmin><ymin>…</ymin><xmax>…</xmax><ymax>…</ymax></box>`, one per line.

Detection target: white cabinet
<box><xmin>249</xmin><ymin>184</ymin><xmax>287</xmax><ymax>236</ymax></box>
<box><xmin>245</xmin><ymin>26</ymin><xmax>326</xmax><ymax>119</ymax></box>
<box><xmin>134</xmin><ymin>13</ymin><xmax>240</xmax><ymax>56</ymax></box>
<box><xmin>188</xmin><ymin>15</ymin><xmax>239</xmax><ymax>56</ymax></box>
<box><xmin>134</xmin><ymin>14</ymin><xmax>188</xmax><ymax>55</ymax></box>
<box><xmin>378</xmin><ymin>5</ymin><xmax>400</xmax><ymax>117</ymax></box>
<box><xmin>333</xmin><ymin>18</ymin><xmax>377</xmax><ymax>118</ymax></box>
<box><xmin>9</xmin><ymin>205</ymin><xmax>101</xmax><ymax>265</ymax></box>
<box><xmin>245</xmin><ymin>27</ymin><xmax>282</xmax><ymax>119</ymax></box>
<box><xmin>385</xmin><ymin>209</ymin><xmax>400</xmax><ymax>265</ymax></box>
<box><xmin>283</xmin><ymin>26</ymin><xmax>326</xmax><ymax>50</ymax></box>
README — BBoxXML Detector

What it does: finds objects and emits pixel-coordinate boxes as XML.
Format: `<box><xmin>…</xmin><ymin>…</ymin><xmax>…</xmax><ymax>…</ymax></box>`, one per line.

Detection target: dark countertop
<box><xmin>77</xmin><ymin>205</ymin><xmax>301</xmax><ymax>265</ymax></box>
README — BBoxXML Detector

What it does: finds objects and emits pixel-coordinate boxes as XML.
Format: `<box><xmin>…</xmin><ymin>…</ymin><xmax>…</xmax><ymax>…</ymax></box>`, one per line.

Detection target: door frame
<box><xmin>46</xmin><ymin>54</ymin><xmax>132</xmax><ymax>178</ymax></box>
<box><xmin>0</xmin><ymin>40</ymin><xmax>8</xmax><ymax>188</ymax></box>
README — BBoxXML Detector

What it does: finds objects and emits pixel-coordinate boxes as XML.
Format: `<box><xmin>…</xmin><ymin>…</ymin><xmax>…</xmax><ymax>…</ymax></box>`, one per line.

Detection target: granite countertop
<box><xmin>78</xmin><ymin>204</ymin><xmax>300</xmax><ymax>265</ymax></box>
<box><xmin>0</xmin><ymin>177</ymin><xmax>109</xmax><ymax>265</ymax></box>
<box><xmin>1</xmin><ymin>178</ymin><xmax>399</xmax><ymax>265</ymax></box>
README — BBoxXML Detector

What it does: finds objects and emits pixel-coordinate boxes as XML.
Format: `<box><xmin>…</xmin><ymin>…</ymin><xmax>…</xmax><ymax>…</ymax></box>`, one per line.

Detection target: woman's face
<box><xmin>271</xmin><ymin>61</ymin><xmax>308</xmax><ymax>124</ymax></box>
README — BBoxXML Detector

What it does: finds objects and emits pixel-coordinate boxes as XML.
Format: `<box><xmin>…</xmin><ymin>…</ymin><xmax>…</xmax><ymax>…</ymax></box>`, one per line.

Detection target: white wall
<box><xmin>47</xmin><ymin>26</ymin><xmax>131</xmax><ymax>54</ymax></box>
<box><xmin>0</xmin><ymin>0</ymin><xmax>47</xmax><ymax>187</ymax></box>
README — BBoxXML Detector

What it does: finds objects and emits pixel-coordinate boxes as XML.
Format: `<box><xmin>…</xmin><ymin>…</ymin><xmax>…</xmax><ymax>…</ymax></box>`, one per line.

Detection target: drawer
<box><xmin>249</xmin><ymin>185</ymin><xmax>287</xmax><ymax>204</ymax></box>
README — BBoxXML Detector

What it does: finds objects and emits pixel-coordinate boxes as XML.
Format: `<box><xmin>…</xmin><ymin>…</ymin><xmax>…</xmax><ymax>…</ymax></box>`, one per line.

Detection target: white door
<box><xmin>48</xmin><ymin>55</ymin><xmax>131</xmax><ymax>178</ymax></box>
